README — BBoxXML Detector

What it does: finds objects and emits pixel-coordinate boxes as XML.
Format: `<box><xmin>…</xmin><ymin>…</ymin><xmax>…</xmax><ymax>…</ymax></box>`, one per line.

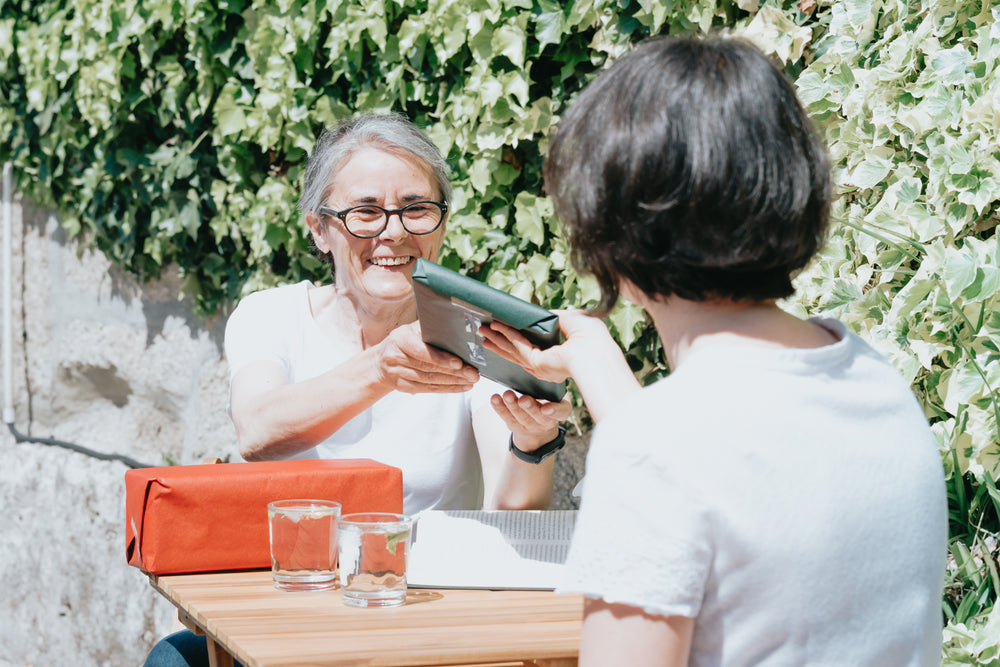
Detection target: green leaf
<box><xmin>607</xmin><ymin>300</ymin><xmax>647</xmax><ymax>350</ymax></box>
<box><xmin>513</xmin><ymin>192</ymin><xmax>551</xmax><ymax>247</ymax></box>
<box><xmin>821</xmin><ymin>278</ymin><xmax>865</xmax><ymax>312</ymax></box>
<box><xmin>491</xmin><ymin>22</ymin><xmax>527</xmax><ymax>68</ymax></box>
<box><xmin>941</xmin><ymin>363</ymin><xmax>988</xmax><ymax>417</ymax></box>
<box><xmin>931</xmin><ymin>45</ymin><xmax>971</xmax><ymax>85</ymax></box>
<box><xmin>467</xmin><ymin>158</ymin><xmax>494</xmax><ymax>194</ymax></box>
<box><xmin>534</xmin><ymin>1</ymin><xmax>567</xmax><ymax>50</ymax></box>
<box><xmin>384</xmin><ymin>529</ymin><xmax>409</xmax><ymax>556</ymax></box>
<box><xmin>943</xmin><ymin>249</ymin><xmax>979</xmax><ymax>301</ymax></box>
<box><xmin>849</xmin><ymin>146</ymin><xmax>894</xmax><ymax>189</ymax></box>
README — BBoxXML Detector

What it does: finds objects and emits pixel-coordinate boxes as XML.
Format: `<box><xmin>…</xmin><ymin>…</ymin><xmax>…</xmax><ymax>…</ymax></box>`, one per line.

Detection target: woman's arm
<box><xmin>231</xmin><ymin>322</ymin><xmax>481</xmax><ymax>461</ymax></box>
<box><xmin>471</xmin><ymin>310</ymin><xmax>638</xmax><ymax>507</ymax></box>
<box><xmin>471</xmin><ymin>390</ymin><xmax>572</xmax><ymax>509</ymax></box>
<box><xmin>580</xmin><ymin>598</ymin><xmax>694</xmax><ymax>667</ymax></box>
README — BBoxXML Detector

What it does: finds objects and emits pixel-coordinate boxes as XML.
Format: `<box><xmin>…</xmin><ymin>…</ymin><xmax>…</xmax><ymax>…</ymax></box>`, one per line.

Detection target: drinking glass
<box><xmin>338</xmin><ymin>512</ymin><xmax>413</xmax><ymax>607</ymax></box>
<box><xmin>267</xmin><ymin>499</ymin><xmax>341</xmax><ymax>591</ymax></box>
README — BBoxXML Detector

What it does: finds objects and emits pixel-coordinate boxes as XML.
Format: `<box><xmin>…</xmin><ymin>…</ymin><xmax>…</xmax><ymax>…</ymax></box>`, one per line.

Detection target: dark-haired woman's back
<box><xmin>480</xmin><ymin>32</ymin><xmax>947</xmax><ymax>666</ymax></box>
<box><xmin>562</xmin><ymin>316</ymin><xmax>945</xmax><ymax>665</ymax></box>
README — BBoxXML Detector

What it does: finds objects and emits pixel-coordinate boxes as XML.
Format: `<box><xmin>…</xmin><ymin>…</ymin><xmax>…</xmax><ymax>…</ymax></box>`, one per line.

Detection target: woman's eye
<box><xmin>352</xmin><ymin>207</ymin><xmax>383</xmax><ymax>219</ymax></box>
<box><xmin>403</xmin><ymin>204</ymin><xmax>432</xmax><ymax>217</ymax></box>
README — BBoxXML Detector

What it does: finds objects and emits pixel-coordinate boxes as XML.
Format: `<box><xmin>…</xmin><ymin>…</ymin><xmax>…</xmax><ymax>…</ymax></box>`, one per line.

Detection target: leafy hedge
<box><xmin>2</xmin><ymin>0</ymin><xmax>998</xmax><ymax>659</ymax></box>
<box><xmin>784</xmin><ymin>3</ymin><xmax>1000</xmax><ymax>660</ymax></box>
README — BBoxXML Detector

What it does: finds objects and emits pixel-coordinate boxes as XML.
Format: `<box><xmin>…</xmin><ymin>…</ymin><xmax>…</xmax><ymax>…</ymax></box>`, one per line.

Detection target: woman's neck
<box><xmin>643</xmin><ymin>296</ymin><xmax>837</xmax><ymax>370</ymax></box>
<box><xmin>355</xmin><ymin>299</ymin><xmax>417</xmax><ymax>347</ymax></box>
<box><xmin>310</xmin><ymin>284</ymin><xmax>418</xmax><ymax>348</ymax></box>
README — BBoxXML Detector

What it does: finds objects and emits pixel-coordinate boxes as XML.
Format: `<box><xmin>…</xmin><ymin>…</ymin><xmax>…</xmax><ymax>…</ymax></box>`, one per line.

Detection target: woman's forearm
<box><xmin>488</xmin><ymin>455</ymin><xmax>556</xmax><ymax>509</ymax></box>
<box><xmin>566</xmin><ymin>342</ymin><xmax>641</xmax><ymax>423</ymax></box>
<box><xmin>231</xmin><ymin>348</ymin><xmax>393</xmax><ymax>461</ymax></box>
<box><xmin>472</xmin><ymin>404</ymin><xmax>555</xmax><ymax>510</ymax></box>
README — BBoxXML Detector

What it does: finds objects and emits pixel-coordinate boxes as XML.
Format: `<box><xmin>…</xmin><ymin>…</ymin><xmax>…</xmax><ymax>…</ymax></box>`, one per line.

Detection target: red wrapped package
<box><xmin>125</xmin><ymin>459</ymin><xmax>403</xmax><ymax>575</ymax></box>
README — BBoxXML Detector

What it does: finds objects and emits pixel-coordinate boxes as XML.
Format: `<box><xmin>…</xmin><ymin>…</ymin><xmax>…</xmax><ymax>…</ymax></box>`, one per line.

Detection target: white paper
<box><xmin>407</xmin><ymin>510</ymin><xmax>577</xmax><ymax>590</ymax></box>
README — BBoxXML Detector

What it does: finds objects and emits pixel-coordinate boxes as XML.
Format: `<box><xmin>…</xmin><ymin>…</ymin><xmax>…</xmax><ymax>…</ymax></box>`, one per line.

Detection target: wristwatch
<box><xmin>509</xmin><ymin>425</ymin><xmax>567</xmax><ymax>464</ymax></box>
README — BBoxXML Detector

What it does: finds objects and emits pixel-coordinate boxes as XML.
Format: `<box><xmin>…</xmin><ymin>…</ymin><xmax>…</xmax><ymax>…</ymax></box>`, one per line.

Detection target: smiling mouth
<box><xmin>369</xmin><ymin>256</ymin><xmax>413</xmax><ymax>267</ymax></box>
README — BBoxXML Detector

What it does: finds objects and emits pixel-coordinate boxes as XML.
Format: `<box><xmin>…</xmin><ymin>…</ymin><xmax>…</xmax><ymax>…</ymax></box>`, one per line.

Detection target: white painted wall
<box><xmin>0</xmin><ymin>198</ymin><xmax>586</xmax><ymax>666</ymax></box>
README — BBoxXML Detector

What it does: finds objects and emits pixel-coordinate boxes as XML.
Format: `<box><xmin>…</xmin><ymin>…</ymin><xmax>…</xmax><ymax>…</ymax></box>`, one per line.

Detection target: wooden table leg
<box><xmin>206</xmin><ymin>636</ymin><xmax>235</xmax><ymax>667</ymax></box>
<box><xmin>177</xmin><ymin>609</ymin><xmax>201</xmax><ymax>634</ymax></box>
<box><xmin>177</xmin><ymin>609</ymin><xmax>236</xmax><ymax>667</ymax></box>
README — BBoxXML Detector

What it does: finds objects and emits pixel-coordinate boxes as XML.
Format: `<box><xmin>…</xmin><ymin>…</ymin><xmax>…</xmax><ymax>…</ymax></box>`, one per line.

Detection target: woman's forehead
<box><xmin>329</xmin><ymin>146</ymin><xmax>438</xmax><ymax>200</ymax></box>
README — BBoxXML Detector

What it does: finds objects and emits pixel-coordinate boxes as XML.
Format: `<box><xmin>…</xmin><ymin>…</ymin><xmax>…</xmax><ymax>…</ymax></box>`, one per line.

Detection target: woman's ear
<box><xmin>305</xmin><ymin>211</ymin><xmax>331</xmax><ymax>253</ymax></box>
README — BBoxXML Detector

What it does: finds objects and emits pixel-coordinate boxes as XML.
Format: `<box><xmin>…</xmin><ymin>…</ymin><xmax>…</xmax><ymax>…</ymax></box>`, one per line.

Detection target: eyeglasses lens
<box><xmin>344</xmin><ymin>202</ymin><xmax>443</xmax><ymax>237</ymax></box>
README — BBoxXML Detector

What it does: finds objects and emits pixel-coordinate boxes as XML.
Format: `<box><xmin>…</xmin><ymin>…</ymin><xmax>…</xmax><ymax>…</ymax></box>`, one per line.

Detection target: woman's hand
<box><xmin>373</xmin><ymin>321</ymin><xmax>480</xmax><ymax>393</ymax></box>
<box><xmin>481</xmin><ymin>309</ymin><xmax>641</xmax><ymax>423</ymax></box>
<box><xmin>480</xmin><ymin>309</ymin><xmax>615</xmax><ymax>383</ymax></box>
<box><xmin>490</xmin><ymin>390</ymin><xmax>573</xmax><ymax>453</ymax></box>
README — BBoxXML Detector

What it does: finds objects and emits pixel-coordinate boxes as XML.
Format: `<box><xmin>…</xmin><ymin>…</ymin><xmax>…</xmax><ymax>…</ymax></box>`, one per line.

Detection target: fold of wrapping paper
<box><xmin>125</xmin><ymin>459</ymin><xmax>403</xmax><ymax>574</ymax></box>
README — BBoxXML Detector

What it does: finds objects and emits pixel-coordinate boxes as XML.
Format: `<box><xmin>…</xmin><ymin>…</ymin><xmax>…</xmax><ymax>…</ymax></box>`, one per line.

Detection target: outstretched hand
<box><xmin>373</xmin><ymin>321</ymin><xmax>480</xmax><ymax>393</ymax></box>
<box><xmin>481</xmin><ymin>309</ymin><xmax>641</xmax><ymax>423</ymax></box>
<box><xmin>490</xmin><ymin>390</ymin><xmax>573</xmax><ymax>453</ymax></box>
<box><xmin>479</xmin><ymin>309</ymin><xmax>613</xmax><ymax>383</ymax></box>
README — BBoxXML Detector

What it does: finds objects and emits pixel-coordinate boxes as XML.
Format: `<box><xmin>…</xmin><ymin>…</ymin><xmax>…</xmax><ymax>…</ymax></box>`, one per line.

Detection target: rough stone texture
<box><xmin>0</xmin><ymin>201</ymin><xmax>241</xmax><ymax>666</ymax></box>
<box><xmin>0</xmin><ymin>199</ymin><xmax>589</xmax><ymax>666</ymax></box>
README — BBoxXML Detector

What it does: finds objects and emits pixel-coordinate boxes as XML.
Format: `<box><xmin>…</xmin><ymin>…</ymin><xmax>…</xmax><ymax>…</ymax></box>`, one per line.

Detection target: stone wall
<box><xmin>0</xmin><ymin>200</ymin><xmax>238</xmax><ymax>666</ymax></box>
<box><xmin>0</xmin><ymin>199</ymin><xmax>587</xmax><ymax>666</ymax></box>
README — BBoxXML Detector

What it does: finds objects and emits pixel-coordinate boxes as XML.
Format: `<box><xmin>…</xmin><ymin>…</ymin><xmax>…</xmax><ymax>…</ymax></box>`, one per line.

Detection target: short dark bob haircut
<box><xmin>544</xmin><ymin>35</ymin><xmax>831</xmax><ymax>314</ymax></box>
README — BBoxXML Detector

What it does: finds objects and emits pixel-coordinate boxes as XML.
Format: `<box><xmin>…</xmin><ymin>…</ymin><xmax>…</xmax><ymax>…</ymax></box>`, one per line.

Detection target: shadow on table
<box><xmin>404</xmin><ymin>590</ymin><xmax>444</xmax><ymax>606</ymax></box>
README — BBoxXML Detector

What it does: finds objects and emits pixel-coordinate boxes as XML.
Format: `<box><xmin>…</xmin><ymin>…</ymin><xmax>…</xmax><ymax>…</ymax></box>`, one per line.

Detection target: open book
<box><xmin>407</xmin><ymin>510</ymin><xmax>578</xmax><ymax>590</ymax></box>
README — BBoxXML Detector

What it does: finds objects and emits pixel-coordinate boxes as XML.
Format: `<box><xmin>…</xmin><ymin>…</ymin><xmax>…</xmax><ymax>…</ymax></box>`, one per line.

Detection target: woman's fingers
<box><xmin>481</xmin><ymin>322</ymin><xmax>571</xmax><ymax>383</ymax></box>
<box><xmin>375</xmin><ymin>323</ymin><xmax>479</xmax><ymax>393</ymax></box>
<box><xmin>544</xmin><ymin>396</ymin><xmax>574</xmax><ymax>421</ymax></box>
<box><xmin>478</xmin><ymin>323</ymin><xmax>523</xmax><ymax>360</ymax></box>
<box><xmin>491</xmin><ymin>391</ymin><xmax>572</xmax><ymax>445</ymax></box>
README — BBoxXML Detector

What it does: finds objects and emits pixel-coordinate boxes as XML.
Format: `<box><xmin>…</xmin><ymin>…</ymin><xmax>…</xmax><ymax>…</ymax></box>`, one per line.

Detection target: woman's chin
<box><xmin>360</xmin><ymin>275</ymin><xmax>417</xmax><ymax>304</ymax></box>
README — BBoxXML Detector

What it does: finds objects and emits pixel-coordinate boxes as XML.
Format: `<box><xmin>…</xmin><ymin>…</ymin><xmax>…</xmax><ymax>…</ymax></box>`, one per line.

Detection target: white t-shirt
<box><xmin>559</xmin><ymin>319</ymin><xmax>947</xmax><ymax>666</ymax></box>
<box><xmin>224</xmin><ymin>281</ymin><xmax>499</xmax><ymax>514</ymax></box>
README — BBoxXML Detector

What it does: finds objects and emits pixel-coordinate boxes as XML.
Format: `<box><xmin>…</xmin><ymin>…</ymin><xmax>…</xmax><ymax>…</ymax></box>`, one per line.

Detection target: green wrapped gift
<box><xmin>412</xmin><ymin>259</ymin><xmax>567</xmax><ymax>402</ymax></box>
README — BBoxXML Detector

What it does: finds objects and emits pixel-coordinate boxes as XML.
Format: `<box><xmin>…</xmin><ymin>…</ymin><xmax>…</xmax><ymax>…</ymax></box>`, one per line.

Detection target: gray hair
<box><xmin>297</xmin><ymin>113</ymin><xmax>452</xmax><ymax>217</ymax></box>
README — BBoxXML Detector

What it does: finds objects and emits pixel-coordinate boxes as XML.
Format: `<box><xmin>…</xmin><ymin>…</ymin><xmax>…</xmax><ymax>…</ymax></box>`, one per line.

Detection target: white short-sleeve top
<box><xmin>559</xmin><ymin>320</ymin><xmax>947</xmax><ymax>666</ymax></box>
<box><xmin>225</xmin><ymin>281</ymin><xmax>499</xmax><ymax>514</ymax></box>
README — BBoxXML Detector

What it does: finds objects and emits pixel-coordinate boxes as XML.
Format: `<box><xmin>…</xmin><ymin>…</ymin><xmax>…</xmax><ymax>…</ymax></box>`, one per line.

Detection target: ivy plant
<box><xmin>1</xmin><ymin>0</ymin><xmax>997</xmax><ymax>658</ymax></box>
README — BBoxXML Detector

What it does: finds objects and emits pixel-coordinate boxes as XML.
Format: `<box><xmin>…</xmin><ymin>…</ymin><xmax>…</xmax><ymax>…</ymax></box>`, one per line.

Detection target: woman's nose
<box><xmin>378</xmin><ymin>211</ymin><xmax>408</xmax><ymax>241</ymax></box>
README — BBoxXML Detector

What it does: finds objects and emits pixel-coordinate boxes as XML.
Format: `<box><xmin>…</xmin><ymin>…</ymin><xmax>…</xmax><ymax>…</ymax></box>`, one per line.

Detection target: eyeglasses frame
<box><xmin>318</xmin><ymin>200</ymin><xmax>449</xmax><ymax>239</ymax></box>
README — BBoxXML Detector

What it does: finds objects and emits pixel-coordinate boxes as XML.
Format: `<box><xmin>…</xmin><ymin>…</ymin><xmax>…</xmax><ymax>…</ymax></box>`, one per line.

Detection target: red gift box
<box><xmin>125</xmin><ymin>459</ymin><xmax>403</xmax><ymax>574</ymax></box>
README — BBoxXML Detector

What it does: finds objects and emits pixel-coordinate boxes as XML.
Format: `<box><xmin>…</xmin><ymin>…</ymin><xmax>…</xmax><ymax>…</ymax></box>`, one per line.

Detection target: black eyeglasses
<box><xmin>318</xmin><ymin>200</ymin><xmax>448</xmax><ymax>239</ymax></box>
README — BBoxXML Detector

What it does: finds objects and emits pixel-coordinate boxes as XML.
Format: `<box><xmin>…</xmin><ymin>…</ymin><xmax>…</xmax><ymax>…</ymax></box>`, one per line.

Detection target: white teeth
<box><xmin>370</xmin><ymin>256</ymin><xmax>411</xmax><ymax>266</ymax></box>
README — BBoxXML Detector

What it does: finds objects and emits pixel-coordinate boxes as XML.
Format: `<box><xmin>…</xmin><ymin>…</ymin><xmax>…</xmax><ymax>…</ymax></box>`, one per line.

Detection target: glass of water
<box><xmin>338</xmin><ymin>512</ymin><xmax>413</xmax><ymax>608</ymax></box>
<box><xmin>267</xmin><ymin>499</ymin><xmax>341</xmax><ymax>591</ymax></box>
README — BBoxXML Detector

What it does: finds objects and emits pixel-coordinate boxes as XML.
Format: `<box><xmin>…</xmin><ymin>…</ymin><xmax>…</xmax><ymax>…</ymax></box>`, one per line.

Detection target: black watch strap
<box><xmin>509</xmin><ymin>425</ymin><xmax>567</xmax><ymax>464</ymax></box>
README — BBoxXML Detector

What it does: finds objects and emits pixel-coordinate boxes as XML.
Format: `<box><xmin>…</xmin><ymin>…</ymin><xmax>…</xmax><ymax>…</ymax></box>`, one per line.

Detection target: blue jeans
<box><xmin>143</xmin><ymin>630</ymin><xmax>244</xmax><ymax>667</ymax></box>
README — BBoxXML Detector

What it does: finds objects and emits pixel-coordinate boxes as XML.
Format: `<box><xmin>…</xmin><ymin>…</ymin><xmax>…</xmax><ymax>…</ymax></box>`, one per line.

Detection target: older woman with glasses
<box><xmin>142</xmin><ymin>113</ymin><xmax>569</xmax><ymax>667</ymax></box>
<box><xmin>225</xmin><ymin>113</ymin><xmax>569</xmax><ymax>513</ymax></box>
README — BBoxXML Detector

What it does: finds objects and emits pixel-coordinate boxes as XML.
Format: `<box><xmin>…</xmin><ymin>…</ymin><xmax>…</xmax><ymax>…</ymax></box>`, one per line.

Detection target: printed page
<box><xmin>407</xmin><ymin>510</ymin><xmax>578</xmax><ymax>590</ymax></box>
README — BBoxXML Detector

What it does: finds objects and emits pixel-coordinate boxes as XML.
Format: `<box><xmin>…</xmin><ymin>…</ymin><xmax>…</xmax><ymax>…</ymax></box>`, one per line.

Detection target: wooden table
<box><xmin>149</xmin><ymin>570</ymin><xmax>583</xmax><ymax>667</ymax></box>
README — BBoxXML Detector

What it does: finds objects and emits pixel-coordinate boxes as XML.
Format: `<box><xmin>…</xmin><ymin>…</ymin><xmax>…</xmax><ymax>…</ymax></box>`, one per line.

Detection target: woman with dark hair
<box><xmin>484</xmin><ymin>35</ymin><xmax>947</xmax><ymax>665</ymax></box>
